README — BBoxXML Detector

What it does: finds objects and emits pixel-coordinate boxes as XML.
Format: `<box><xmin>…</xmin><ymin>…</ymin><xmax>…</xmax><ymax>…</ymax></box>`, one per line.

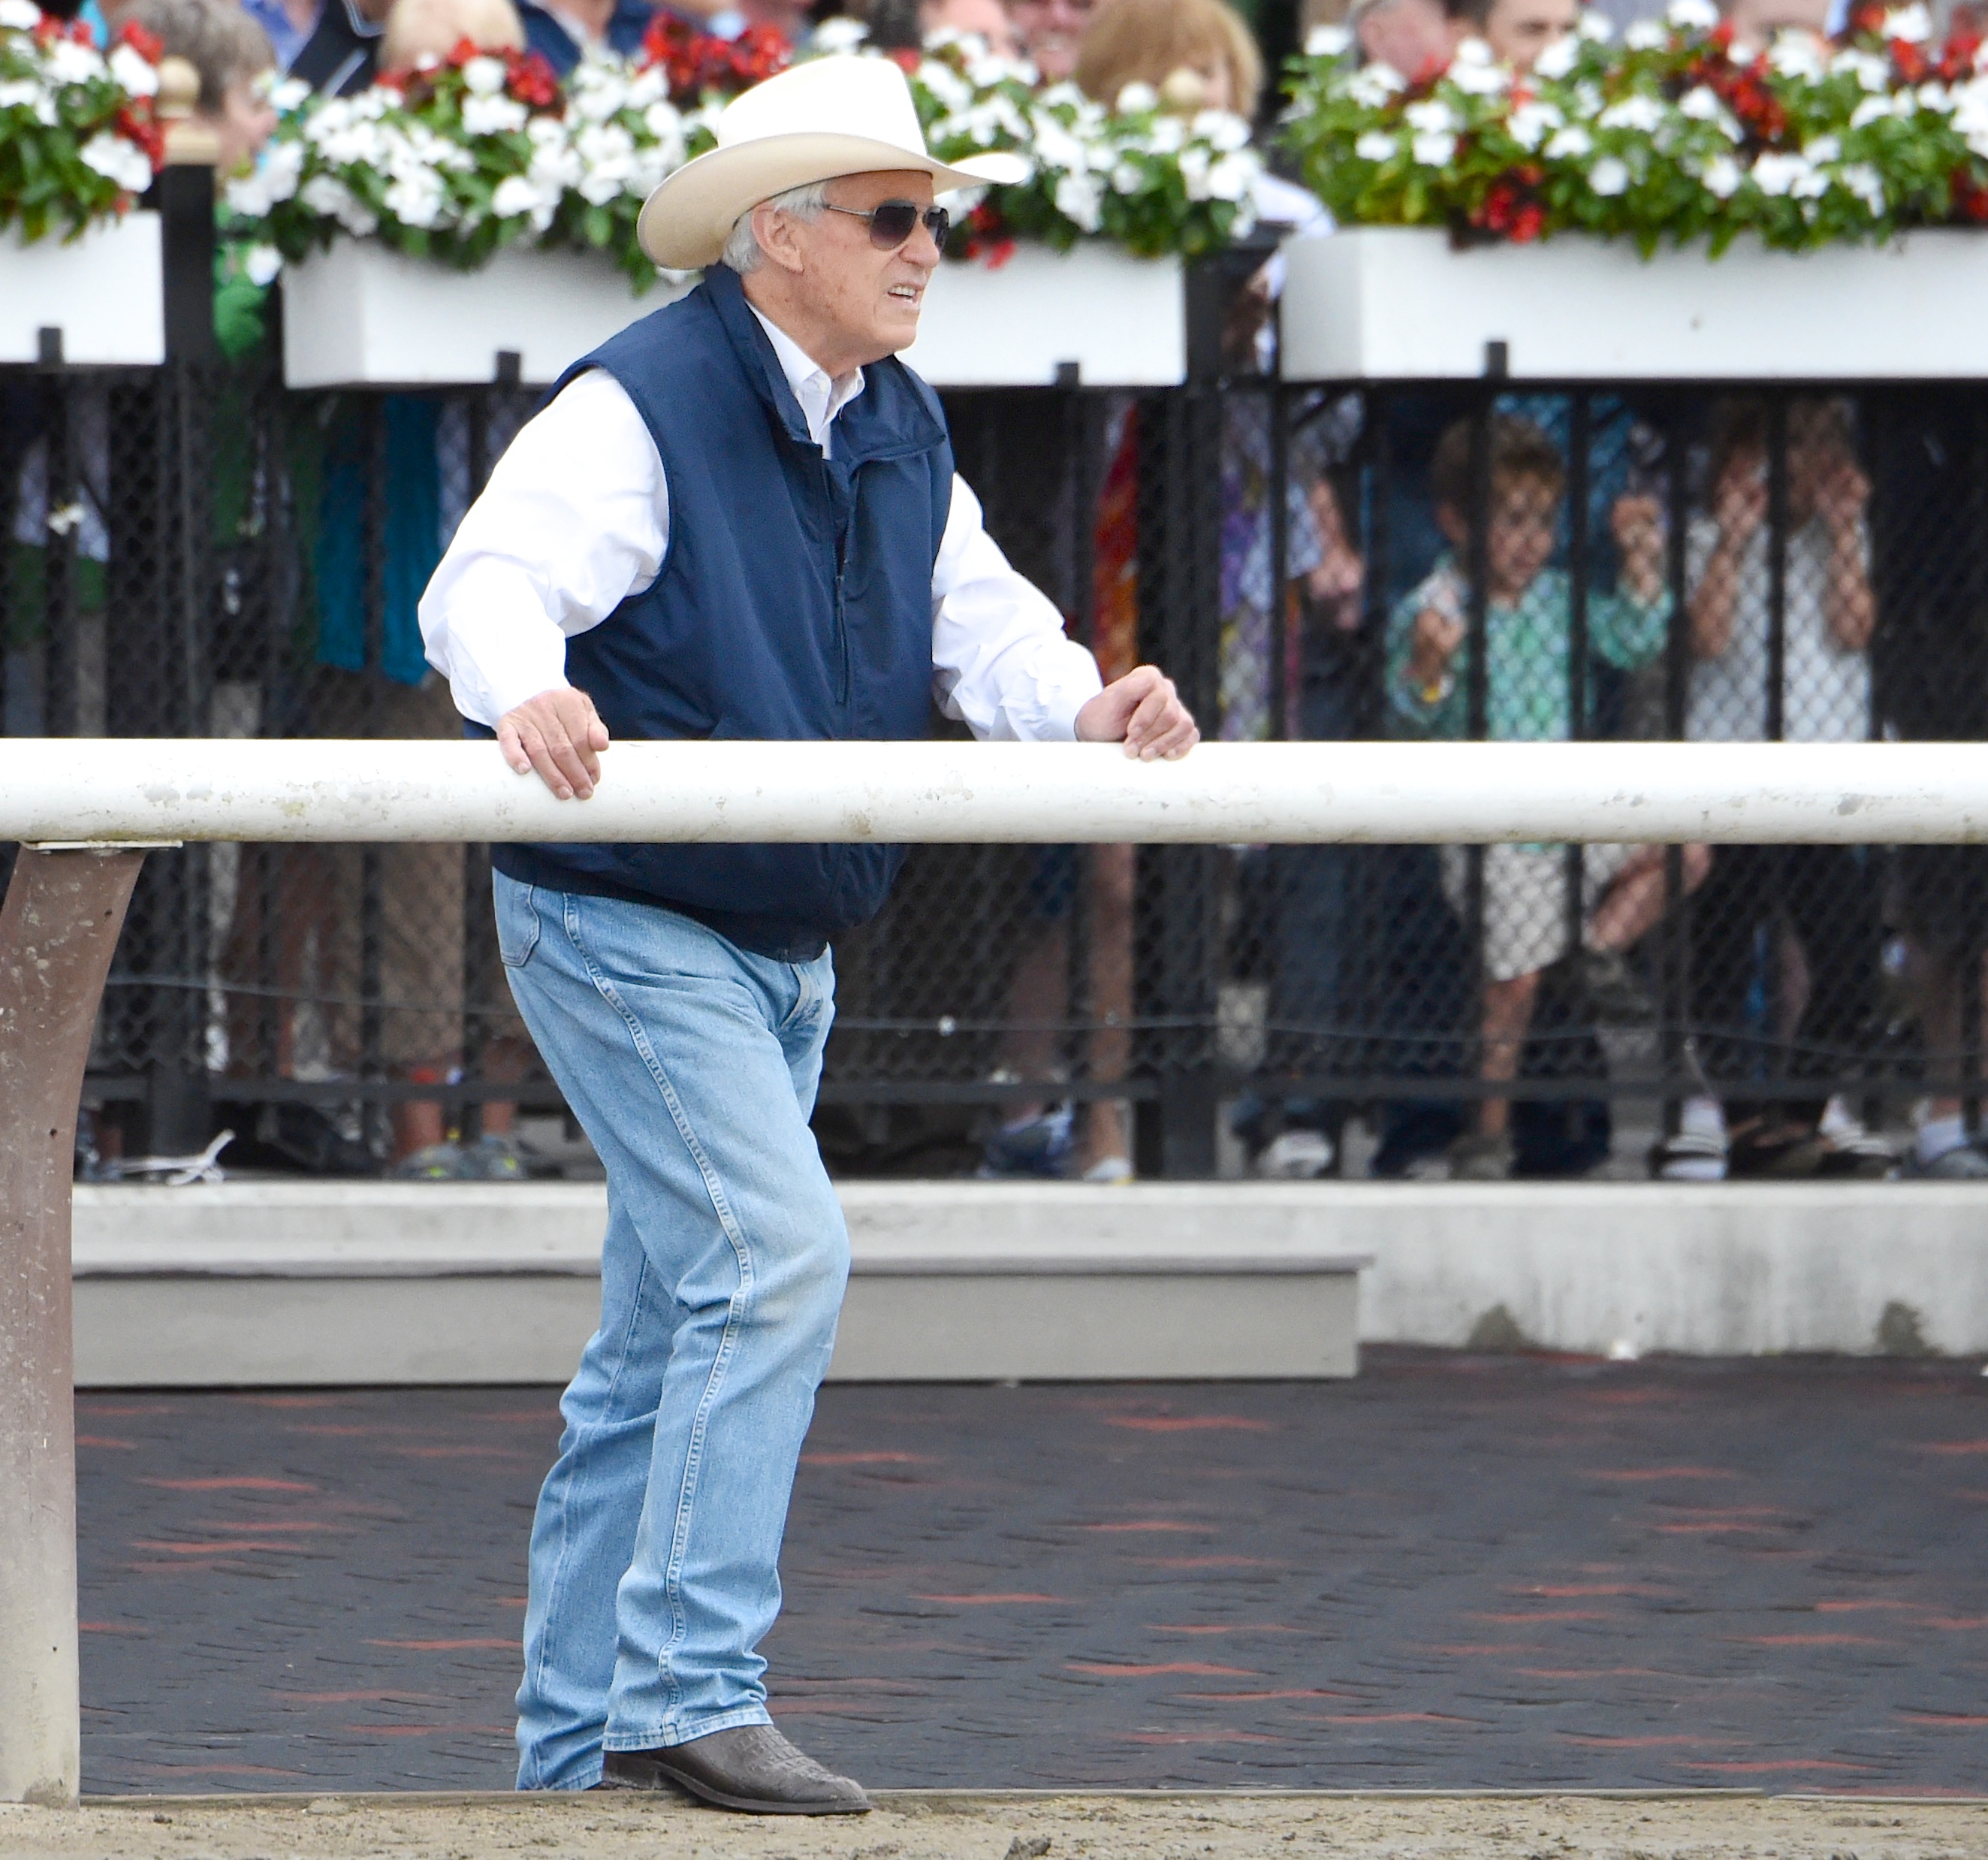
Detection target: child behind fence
<box><xmin>1386</xmin><ymin>412</ymin><xmax>1708</xmax><ymax>1179</ymax></box>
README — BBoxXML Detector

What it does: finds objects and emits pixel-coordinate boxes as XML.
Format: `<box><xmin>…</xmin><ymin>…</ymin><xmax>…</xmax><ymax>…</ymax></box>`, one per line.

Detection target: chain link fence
<box><xmin>5</xmin><ymin>286</ymin><xmax>1986</xmax><ymax>1179</ymax></box>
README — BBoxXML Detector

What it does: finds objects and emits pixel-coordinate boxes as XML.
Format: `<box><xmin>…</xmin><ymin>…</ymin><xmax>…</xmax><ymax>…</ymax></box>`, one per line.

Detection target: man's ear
<box><xmin>1434</xmin><ymin>502</ymin><xmax>1467</xmax><ymax>550</ymax></box>
<box><xmin>751</xmin><ymin>201</ymin><xmax>808</xmax><ymax>276</ymax></box>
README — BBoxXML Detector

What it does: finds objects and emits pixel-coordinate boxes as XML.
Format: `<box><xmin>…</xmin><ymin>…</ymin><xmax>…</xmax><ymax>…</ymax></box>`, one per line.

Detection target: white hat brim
<box><xmin>638</xmin><ymin>134</ymin><xmax>1030</xmax><ymax>270</ymax></box>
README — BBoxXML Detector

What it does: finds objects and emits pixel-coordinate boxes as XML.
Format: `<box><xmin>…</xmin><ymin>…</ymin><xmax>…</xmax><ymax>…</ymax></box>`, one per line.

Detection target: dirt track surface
<box><xmin>7</xmin><ymin>1793</ymin><xmax>1986</xmax><ymax>1860</ymax></box>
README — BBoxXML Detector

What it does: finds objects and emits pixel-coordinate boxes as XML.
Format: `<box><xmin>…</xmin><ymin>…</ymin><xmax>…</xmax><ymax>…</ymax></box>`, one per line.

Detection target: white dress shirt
<box><xmin>419</xmin><ymin>303</ymin><xmax>1104</xmax><ymax>743</ymax></box>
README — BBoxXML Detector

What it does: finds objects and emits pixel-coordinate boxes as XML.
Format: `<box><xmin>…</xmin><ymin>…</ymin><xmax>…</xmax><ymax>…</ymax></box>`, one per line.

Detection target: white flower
<box><xmin>1666</xmin><ymin>0</ymin><xmax>1718</xmax><ymax>26</ymax></box>
<box><xmin>1802</xmin><ymin>133</ymin><xmax>1840</xmax><ymax>162</ymax></box>
<box><xmin>1115</xmin><ymin>80</ymin><xmax>1158</xmax><ymax>112</ymax></box>
<box><xmin>1919</xmin><ymin>80</ymin><xmax>1955</xmax><ymax>112</ymax></box>
<box><xmin>1884</xmin><ymin>2</ymin><xmax>1933</xmax><ymax>41</ymax></box>
<box><xmin>1532</xmin><ymin>33</ymin><xmax>1580</xmax><ymax>78</ymax></box>
<box><xmin>1766</xmin><ymin>30</ymin><xmax>1825</xmax><ymax>80</ymax></box>
<box><xmin>1448</xmin><ymin>47</ymin><xmax>1510</xmax><ymax>95</ymax></box>
<box><xmin>1702</xmin><ymin>153</ymin><xmax>1742</xmax><ymax>195</ymax></box>
<box><xmin>571</xmin><ymin>66</ymin><xmax>628</xmax><ymax>120</ymax></box>
<box><xmin>1305</xmin><ymin>22</ymin><xmax>1352</xmax><ymax>54</ymax></box>
<box><xmin>1835</xmin><ymin>161</ymin><xmax>1885</xmax><ymax>211</ymax></box>
<box><xmin>1507</xmin><ymin>98</ymin><xmax>1562</xmax><ymax>149</ymax></box>
<box><xmin>1347</xmin><ymin>62</ymin><xmax>1406</xmax><ymax>105</ymax></box>
<box><xmin>1752</xmin><ymin>149</ymin><xmax>1824</xmax><ymax>195</ymax></box>
<box><xmin>625</xmin><ymin>65</ymin><xmax>666</xmax><ymax>109</ymax></box>
<box><xmin>1193</xmin><ymin>107</ymin><xmax>1252</xmax><ymax>150</ymax></box>
<box><xmin>1146</xmin><ymin>112</ymin><xmax>1186</xmax><ymax>152</ymax></box>
<box><xmin>0</xmin><ymin>77</ymin><xmax>54</xmax><ymax>123</ymax></box>
<box><xmin>921</xmin><ymin>59</ymin><xmax>973</xmax><ymax>113</ymax></box>
<box><xmin>1109</xmin><ymin>156</ymin><xmax>1143</xmax><ymax>192</ymax></box>
<box><xmin>0</xmin><ymin>0</ymin><xmax>41</xmax><ymax>26</ymax></box>
<box><xmin>1411</xmin><ymin>128</ymin><xmax>1457</xmax><ymax>165</ymax></box>
<box><xmin>299</xmin><ymin>171</ymin><xmax>377</xmax><ymax>234</ymax></box>
<box><xmin>811</xmin><ymin>14</ymin><xmax>867</xmax><ymax>51</ymax></box>
<box><xmin>1830</xmin><ymin>47</ymin><xmax>1890</xmax><ymax>89</ymax></box>
<box><xmin>1576</xmin><ymin>8</ymin><xmax>1613</xmax><ymax>36</ymax></box>
<box><xmin>383</xmin><ymin>165</ymin><xmax>447</xmax><ymax>227</ymax></box>
<box><xmin>1545</xmin><ymin>124</ymin><xmax>1593</xmax><ymax>157</ymax></box>
<box><xmin>107</xmin><ymin>41</ymin><xmax>159</xmax><ymax>97</ymax></box>
<box><xmin>47</xmin><ymin>38</ymin><xmax>106</xmax><ymax>83</ymax></box>
<box><xmin>642</xmin><ymin>99</ymin><xmax>683</xmax><ymax>160</ymax></box>
<box><xmin>1052</xmin><ymin>169</ymin><xmax>1102</xmax><ymax>230</ymax></box>
<box><xmin>270</xmin><ymin>76</ymin><xmax>311</xmax><ymax>111</ymax></box>
<box><xmin>243</xmin><ymin>243</ymin><xmax>282</xmax><ymax>285</ymax></box>
<box><xmin>462</xmin><ymin>54</ymin><xmax>507</xmax><ymax>95</ymax></box>
<box><xmin>1404</xmin><ymin>97</ymin><xmax>1457</xmax><ymax>133</ymax></box>
<box><xmin>490</xmin><ymin>173</ymin><xmax>550</xmax><ymax>223</ymax></box>
<box><xmin>1177</xmin><ymin>141</ymin><xmax>1211</xmax><ymax>197</ymax></box>
<box><xmin>228</xmin><ymin>138</ymin><xmax>302</xmax><ymax>211</ymax></box>
<box><xmin>1355</xmin><ymin>128</ymin><xmax>1398</xmax><ymax>159</ymax></box>
<box><xmin>1599</xmin><ymin>92</ymin><xmax>1665</xmax><ymax>132</ymax></box>
<box><xmin>1207</xmin><ymin>150</ymin><xmax>1256</xmax><ymax>200</ymax></box>
<box><xmin>1588</xmin><ymin>153</ymin><xmax>1630</xmax><ymax>193</ymax></box>
<box><xmin>1624</xmin><ymin>20</ymin><xmax>1664</xmax><ymax>47</ymax></box>
<box><xmin>1679</xmin><ymin>83</ymin><xmax>1720</xmax><ymax>119</ymax></box>
<box><xmin>79</xmin><ymin>129</ymin><xmax>152</xmax><ymax>192</ymax></box>
<box><xmin>462</xmin><ymin>92</ymin><xmax>527</xmax><ymax>134</ymax></box>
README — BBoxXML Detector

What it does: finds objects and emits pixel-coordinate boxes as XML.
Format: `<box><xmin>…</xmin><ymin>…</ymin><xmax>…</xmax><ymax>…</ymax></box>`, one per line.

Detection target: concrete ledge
<box><xmin>66</xmin><ymin>1177</ymin><xmax>1988</xmax><ymax>1386</ymax></box>
<box><xmin>70</xmin><ymin>1183</ymin><xmax>1367</xmax><ymax>1387</ymax></box>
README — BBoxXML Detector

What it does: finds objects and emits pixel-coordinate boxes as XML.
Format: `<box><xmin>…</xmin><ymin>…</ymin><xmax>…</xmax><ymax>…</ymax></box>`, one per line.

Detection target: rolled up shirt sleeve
<box><xmin>931</xmin><ymin>473</ymin><xmax>1103</xmax><ymax>742</ymax></box>
<box><xmin>418</xmin><ymin>368</ymin><xmax>669</xmax><ymax>730</ymax></box>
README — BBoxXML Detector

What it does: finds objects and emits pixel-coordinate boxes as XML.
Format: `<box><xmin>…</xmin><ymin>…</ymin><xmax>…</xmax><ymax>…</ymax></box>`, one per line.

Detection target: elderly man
<box><xmin>418</xmin><ymin>54</ymin><xmax>1196</xmax><ymax>1818</ymax></box>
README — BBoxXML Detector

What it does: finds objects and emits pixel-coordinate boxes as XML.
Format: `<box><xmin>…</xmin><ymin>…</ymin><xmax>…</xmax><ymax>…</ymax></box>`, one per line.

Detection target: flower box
<box><xmin>904</xmin><ymin>243</ymin><xmax>1185</xmax><ymax>388</ymax></box>
<box><xmin>1280</xmin><ymin>226</ymin><xmax>1988</xmax><ymax>382</ymax></box>
<box><xmin>281</xmin><ymin>239</ymin><xmax>689</xmax><ymax>389</ymax></box>
<box><xmin>282</xmin><ymin>236</ymin><xmax>1189</xmax><ymax>391</ymax></box>
<box><xmin>0</xmin><ymin>214</ymin><xmax>163</xmax><ymax>367</ymax></box>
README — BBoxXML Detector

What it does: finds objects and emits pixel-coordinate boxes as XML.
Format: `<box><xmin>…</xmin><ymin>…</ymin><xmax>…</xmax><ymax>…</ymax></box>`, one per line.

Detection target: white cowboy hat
<box><xmin>637</xmin><ymin>56</ymin><xmax>1030</xmax><ymax>270</ymax></box>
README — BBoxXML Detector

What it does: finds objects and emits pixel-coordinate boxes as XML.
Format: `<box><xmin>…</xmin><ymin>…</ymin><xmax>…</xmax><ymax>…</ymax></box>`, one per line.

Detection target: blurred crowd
<box><xmin>17</xmin><ymin>0</ymin><xmax>1988</xmax><ymax>1186</ymax></box>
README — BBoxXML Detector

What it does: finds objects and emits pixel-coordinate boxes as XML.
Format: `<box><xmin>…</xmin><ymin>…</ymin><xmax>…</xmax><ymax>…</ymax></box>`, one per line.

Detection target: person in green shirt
<box><xmin>1387</xmin><ymin>412</ymin><xmax>1709</xmax><ymax>1179</ymax></box>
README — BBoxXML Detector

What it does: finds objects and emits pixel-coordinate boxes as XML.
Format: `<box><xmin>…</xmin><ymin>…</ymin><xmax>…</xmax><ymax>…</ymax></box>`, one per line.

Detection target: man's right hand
<box><xmin>498</xmin><ymin>688</ymin><xmax>611</xmax><ymax>801</ymax></box>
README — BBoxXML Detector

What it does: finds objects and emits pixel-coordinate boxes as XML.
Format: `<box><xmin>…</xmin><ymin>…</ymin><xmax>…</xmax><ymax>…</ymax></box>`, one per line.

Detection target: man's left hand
<box><xmin>1076</xmin><ymin>665</ymin><xmax>1199</xmax><ymax>760</ymax></box>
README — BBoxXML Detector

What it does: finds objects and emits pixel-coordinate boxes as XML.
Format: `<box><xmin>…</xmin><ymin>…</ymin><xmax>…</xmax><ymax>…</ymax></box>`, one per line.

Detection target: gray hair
<box><xmin>722</xmin><ymin>181</ymin><xmax>830</xmax><ymax>273</ymax></box>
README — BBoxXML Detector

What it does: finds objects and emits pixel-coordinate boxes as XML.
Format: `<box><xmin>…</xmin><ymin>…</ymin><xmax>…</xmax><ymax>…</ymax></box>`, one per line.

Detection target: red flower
<box><xmin>638</xmin><ymin>14</ymin><xmax>789</xmax><ymax>104</ymax></box>
<box><xmin>983</xmin><ymin>235</ymin><xmax>1018</xmax><ymax>268</ymax></box>
<box><xmin>448</xmin><ymin>34</ymin><xmax>481</xmax><ymax>65</ymax></box>
<box><xmin>116</xmin><ymin>18</ymin><xmax>163</xmax><ymax>61</ymax></box>
<box><xmin>1891</xmin><ymin>36</ymin><xmax>1928</xmax><ymax>80</ymax></box>
<box><xmin>505</xmin><ymin>47</ymin><xmax>561</xmax><ymax>107</ymax></box>
<box><xmin>116</xmin><ymin>103</ymin><xmax>165</xmax><ymax>166</ymax></box>
<box><xmin>1952</xmin><ymin>168</ymin><xmax>1988</xmax><ymax>219</ymax></box>
<box><xmin>888</xmin><ymin>45</ymin><xmax>920</xmax><ymax>71</ymax></box>
<box><xmin>1510</xmin><ymin>201</ymin><xmax>1544</xmax><ymax>241</ymax></box>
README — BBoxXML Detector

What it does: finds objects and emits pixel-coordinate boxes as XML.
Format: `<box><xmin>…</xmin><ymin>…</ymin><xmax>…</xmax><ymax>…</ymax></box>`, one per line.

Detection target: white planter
<box><xmin>281</xmin><ymin>239</ymin><xmax>687</xmax><ymax>388</ymax></box>
<box><xmin>903</xmin><ymin>242</ymin><xmax>1184</xmax><ymax>388</ymax></box>
<box><xmin>1281</xmin><ymin>225</ymin><xmax>1988</xmax><ymax>382</ymax></box>
<box><xmin>0</xmin><ymin>215</ymin><xmax>163</xmax><ymax>367</ymax></box>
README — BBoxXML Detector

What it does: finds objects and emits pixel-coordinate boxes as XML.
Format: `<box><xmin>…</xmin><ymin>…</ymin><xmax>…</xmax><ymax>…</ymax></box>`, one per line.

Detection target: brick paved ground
<box><xmin>75</xmin><ymin>1351</ymin><xmax>1988</xmax><ymax>1797</ymax></box>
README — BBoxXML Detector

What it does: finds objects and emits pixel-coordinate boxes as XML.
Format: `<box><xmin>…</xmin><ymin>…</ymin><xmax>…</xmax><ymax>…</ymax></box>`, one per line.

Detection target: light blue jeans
<box><xmin>494</xmin><ymin>871</ymin><xmax>847</xmax><ymax>1792</ymax></box>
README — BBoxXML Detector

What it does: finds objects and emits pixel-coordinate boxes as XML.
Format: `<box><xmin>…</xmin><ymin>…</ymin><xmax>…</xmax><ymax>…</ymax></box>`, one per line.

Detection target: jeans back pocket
<box><xmin>496</xmin><ymin>882</ymin><xmax>541</xmax><ymax>969</ymax></box>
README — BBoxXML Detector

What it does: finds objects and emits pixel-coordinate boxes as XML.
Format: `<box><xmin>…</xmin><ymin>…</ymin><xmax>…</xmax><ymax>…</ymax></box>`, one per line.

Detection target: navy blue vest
<box><xmin>491</xmin><ymin>264</ymin><xmax>954</xmax><ymax>960</ymax></box>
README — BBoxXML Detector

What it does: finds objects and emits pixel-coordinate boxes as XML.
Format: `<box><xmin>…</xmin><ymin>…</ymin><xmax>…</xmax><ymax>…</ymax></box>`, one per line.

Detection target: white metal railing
<box><xmin>8</xmin><ymin>732</ymin><xmax>1988</xmax><ymax>1807</ymax></box>
<box><xmin>8</xmin><ymin>738</ymin><xmax>1988</xmax><ymax>845</ymax></box>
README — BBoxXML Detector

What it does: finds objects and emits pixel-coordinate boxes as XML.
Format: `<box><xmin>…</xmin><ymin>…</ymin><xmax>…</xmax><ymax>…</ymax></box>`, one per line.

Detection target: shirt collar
<box><xmin>747</xmin><ymin>305</ymin><xmax>865</xmax><ymax>454</ymax></box>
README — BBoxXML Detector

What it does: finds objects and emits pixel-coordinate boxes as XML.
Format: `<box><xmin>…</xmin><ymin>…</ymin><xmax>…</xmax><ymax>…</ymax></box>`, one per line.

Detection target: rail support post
<box><xmin>0</xmin><ymin>846</ymin><xmax>148</xmax><ymax>1807</ymax></box>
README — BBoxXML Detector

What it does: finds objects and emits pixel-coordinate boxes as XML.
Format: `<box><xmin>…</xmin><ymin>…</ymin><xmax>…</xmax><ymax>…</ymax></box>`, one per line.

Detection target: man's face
<box><xmin>1007</xmin><ymin>0</ymin><xmax>1094</xmax><ymax>82</ymax></box>
<box><xmin>787</xmin><ymin>169</ymin><xmax>943</xmax><ymax>365</ymax></box>
<box><xmin>1356</xmin><ymin>0</ymin><xmax>1453</xmax><ymax>80</ymax></box>
<box><xmin>1480</xmin><ymin>0</ymin><xmax>1577</xmax><ymax>72</ymax></box>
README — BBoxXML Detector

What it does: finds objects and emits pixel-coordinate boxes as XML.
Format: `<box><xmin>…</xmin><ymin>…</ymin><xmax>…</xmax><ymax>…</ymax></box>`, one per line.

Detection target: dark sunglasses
<box><xmin>822</xmin><ymin>198</ymin><xmax>952</xmax><ymax>252</ymax></box>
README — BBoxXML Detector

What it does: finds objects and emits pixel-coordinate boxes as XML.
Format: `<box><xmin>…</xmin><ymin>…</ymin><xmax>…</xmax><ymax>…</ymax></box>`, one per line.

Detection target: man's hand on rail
<box><xmin>499</xmin><ymin>688</ymin><xmax>611</xmax><ymax>801</ymax></box>
<box><xmin>1076</xmin><ymin>666</ymin><xmax>1199</xmax><ymax>762</ymax></box>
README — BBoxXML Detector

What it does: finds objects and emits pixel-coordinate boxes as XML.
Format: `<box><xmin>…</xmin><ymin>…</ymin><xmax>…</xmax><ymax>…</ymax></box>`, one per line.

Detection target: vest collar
<box><xmin>702</xmin><ymin>262</ymin><xmax>946</xmax><ymax>468</ymax></box>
